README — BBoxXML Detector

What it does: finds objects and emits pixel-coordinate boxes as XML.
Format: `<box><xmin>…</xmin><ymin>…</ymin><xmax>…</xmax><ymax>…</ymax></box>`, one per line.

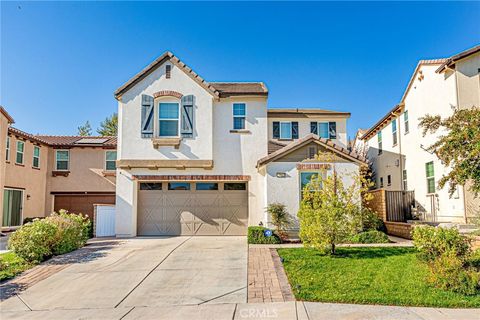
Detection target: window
<box><xmin>16</xmin><ymin>141</ymin><xmax>24</xmax><ymax>164</ymax></box>
<box><xmin>105</xmin><ymin>151</ymin><xmax>117</xmax><ymax>171</ymax></box>
<box><xmin>377</xmin><ymin>131</ymin><xmax>383</xmax><ymax>155</ymax></box>
<box><xmin>2</xmin><ymin>189</ymin><xmax>23</xmax><ymax>227</ymax></box>
<box><xmin>196</xmin><ymin>183</ymin><xmax>218</xmax><ymax>190</ymax></box>
<box><xmin>379</xmin><ymin>177</ymin><xmax>384</xmax><ymax>188</ymax></box>
<box><xmin>404</xmin><ymin>111</ymin><xmax>409</xmax><ymax>134</ymax></box>
<box><xmin>387</xmin><ymin>175</ymin><xmax>392</xmax><ymax>186</ymax></box>
<box><xmin>33</xmin><ymin>146</ymin><xmax>40</xmax><ymax>168</ymax></box>
<box><xmin>159</xmin><ymin>102</ymin><xmax>180</xmax><ymax>137</ymax></box>
<box><xmin>279</xmin><ymin>122</ymin><xmax>292</xmax><ymax>139</ymax></box>
<box><xmin>6</xmin><ymin>137</ymin><xmax>10</xmax><ymax>161</ymax></box>
<box><xmin>308</xmin><ymin>146</ymin><xmax>316</xmax><ymax>159</ymax></box>
<box><xmin>318</xmin><ymin>122</ymin><xmax>329</xmax><ymax>139</ymax></box>
<box><xmin>425</xmin><ymin>161</ymin><xmax>435</xmax><ymax>194</ymax></box>
<box><xmin>55</xmin><ymin>150</ymin><xmax>69</xmax><ymax>171</ymax></box>
<box><xmin>403</xmin><ymin>170</ymin><xmax>408</xmax><ymax>190</ymax></box>
<box><xmin>392</xmin><ymin>119</ymin><xmax>397</xmax><ymax>146</ymax></box>
<box><xmin>168</xmin><ymin>182</ymin><xmax>190</xmax><ymax>190</ymax></box>
<box><xmin>166</xmin><ymin>65</ymin><xmax>171</xmax><ymax>79</ymax></box>
<box><xmin>224</xmin><ymin>183</ymin><xmax>246</xmax><ymax>190</ymax></box>
<box><xmin>233</xmin><ymin>103</ymin><xmax>246</xmax><ymax>130</ymax></box>
<box><xmin>140</xmin><ymin>183</ymin><xmax>162</xmax><ymax>190</ymax></box>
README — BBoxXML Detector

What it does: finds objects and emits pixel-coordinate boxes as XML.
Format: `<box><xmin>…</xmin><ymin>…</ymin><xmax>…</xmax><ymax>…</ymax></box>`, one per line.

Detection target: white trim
<box><xmin>3</xmin><ymin>188</ymin><xmax>24</xmax><ymax>227</ymax></box>
<box><xmin>15</xmin><ymin>140</ymin><xmax>25</xmax><ymax>164</ymax></box>
<box><xmin>33</xmin><ymin>145</ymin><xmax>40</xmax><ymax>168</ymax></box>
<box><xmin>55</xmin><ymin>149</ymin><xmax>70</xmax><ymax>171</ymax></box>
<box><xmin>157</xmin><ymin>101</ymin><xmax>180</xmax><ymax>138</ymax></box>
<box><xmin>232</xmin><ymin>102</ymin><xmax>246</xmax><ymax>130</ymax></box>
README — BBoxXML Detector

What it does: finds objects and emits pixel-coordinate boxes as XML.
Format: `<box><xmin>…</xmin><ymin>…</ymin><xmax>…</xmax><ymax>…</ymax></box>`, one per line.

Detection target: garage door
<box><xmin>54</xmin><ymin>194</ymin><xmax>116</xmax><ymax>220</ymax></box>
<box><xmin>137</xmin><ymin>181</ymin><xmax>248</xmax><ymax>236</ymax></box>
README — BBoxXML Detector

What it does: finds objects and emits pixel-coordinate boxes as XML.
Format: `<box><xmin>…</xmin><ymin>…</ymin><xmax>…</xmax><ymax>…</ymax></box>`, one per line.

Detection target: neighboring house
<box><xmin>0</xmin><ymin>110</ymin><xmax>117</xmax><ymax>230</ymax></box>
<box><xmin>114</xmin><ymin>51</ymin><xmax>365</xmax><ymax>237</ymax></box>
<box><xmin>360</xmin><ymin>45</ymin><xmax>480</xmax><ymax>223</ymax></box>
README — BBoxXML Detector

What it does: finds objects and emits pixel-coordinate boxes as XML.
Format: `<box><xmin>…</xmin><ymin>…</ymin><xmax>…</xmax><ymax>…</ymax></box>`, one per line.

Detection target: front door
<box><xmin>2</xmin><ymin>189</ymin><xmax>23</xmax><ymax>227</ymax></box>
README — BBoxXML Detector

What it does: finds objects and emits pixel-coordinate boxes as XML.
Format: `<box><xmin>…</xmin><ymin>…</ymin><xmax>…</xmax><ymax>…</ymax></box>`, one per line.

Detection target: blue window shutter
<box><xmin>292</xmin><ymin>122</ymin><xmax>299</xmax><ymax>139</ymax></box>
<box><xmin>181</xmin><ymin>95</ymin><xmax>194</xmax><ymax>137</ymax></box>
<box><xmin>328</xmin><ymin>122</ymin><xmax>337</xmax><ymax>139</ymax></box>
<box><xmin>141</xmin><ymin>94</ymin><xmax>154</xmax><ymax>138</ymax></box>
<box><xmin>273</xmin><ymin>122</ymin><xmax>280</xmax><ymax>139</ymax></box>
<box><xmin>310</xmin><ymin>122</ymin><xmax>318</xmax><ymax>134</ymax></box>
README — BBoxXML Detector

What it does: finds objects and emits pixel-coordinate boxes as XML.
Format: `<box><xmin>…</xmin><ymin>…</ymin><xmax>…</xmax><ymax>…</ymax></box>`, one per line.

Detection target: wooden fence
<box><xmin>365</xmin><ymin>190</ymin><xmax>415</xmax><ymax>222</ymax></box>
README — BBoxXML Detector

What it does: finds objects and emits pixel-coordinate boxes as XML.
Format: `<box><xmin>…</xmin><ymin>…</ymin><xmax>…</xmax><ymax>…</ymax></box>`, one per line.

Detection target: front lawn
<box><xmin>278</xmin><ymin>247</ymin><xmax>480</xmax><ymax>308</ymax></box>
<box><xmin>0</xmin><ymin>252</ymin><xmax>33</xmax><ymax>281</ymax></box>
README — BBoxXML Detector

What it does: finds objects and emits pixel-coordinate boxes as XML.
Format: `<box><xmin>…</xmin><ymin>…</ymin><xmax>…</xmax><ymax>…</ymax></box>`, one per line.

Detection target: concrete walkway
<box><xmin>1</xmin><ymin>301</ymin><xmax>478</xmax><ymax>319</ymax></box>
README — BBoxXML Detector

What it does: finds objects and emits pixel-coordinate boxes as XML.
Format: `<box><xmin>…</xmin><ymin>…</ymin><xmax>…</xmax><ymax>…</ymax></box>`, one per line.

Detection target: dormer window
<box><xmin>158</xmin><ymin>102</ymin><xmax>180</xmax><ymax>137</ymax></box>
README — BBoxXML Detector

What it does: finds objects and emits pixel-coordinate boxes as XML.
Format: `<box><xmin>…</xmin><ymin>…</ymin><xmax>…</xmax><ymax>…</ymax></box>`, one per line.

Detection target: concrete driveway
<box><xmin>0</xmin><ymin>236</ymin><xmax>247</xmax><ymax>312</ymax></box>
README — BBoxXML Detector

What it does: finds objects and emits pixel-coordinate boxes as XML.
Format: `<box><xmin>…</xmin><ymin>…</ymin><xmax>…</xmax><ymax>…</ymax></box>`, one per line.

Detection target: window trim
<box><xmin>6</xmin><ymin>136</ymin><xmax>10</xmax><ymax>162</ymax></box>
<box><xmin>377</xmin><ymin>131</ymin><xmax>383</xmax><ymax>155</ymax></box>
<box><xmin>392</xmin><ymin>119</ymin><xmax>398</xmax><ymax>146</ymax></box>
<box><xmin>15</xmin><ymin>141</ymin><xmax>25</xmax><ymax>165</ymax></box>
<box><xmin>404</xmin><ymin>111</ymin><xmax>409</xmax><ymax>134</ymax></box>
<box><xmin>157</xmin><ymin>101</ymin><xmax>181</xmax><ymax>138</ymax></box>
<box><xmin>33</xmin><ymin>146</ymin><xmax>40</xmax><ymax>168</ymax></box>
<box><xmin>279</xmin><ymin>121</ymin><xmax>292</xmax><ymax>140</ymax></box>
<box><xmin>104</xmin><ymin>150</ymin><xmax>117</xmax><ymax>171</ymax></box>
<box><xmin>425</xmin><ymin>161</ymin><xmax>435</xmax><ymax>194</ymax></box>
<box><xmin>232</xmin><ymin>103</ymin><xmax>246</xmax><ymax>130</ymax></box>
<box><xmin>55</xmin><ymin>149</ymin><xmax>70</xmax><ymax>171</ymax></box>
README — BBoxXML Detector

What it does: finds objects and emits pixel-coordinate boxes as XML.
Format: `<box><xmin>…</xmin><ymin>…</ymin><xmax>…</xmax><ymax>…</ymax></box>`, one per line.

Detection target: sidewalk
<box><xmin>2</xmin><ymin>301</ymin><xmax>478</xmax><ymax>319</ymax></box>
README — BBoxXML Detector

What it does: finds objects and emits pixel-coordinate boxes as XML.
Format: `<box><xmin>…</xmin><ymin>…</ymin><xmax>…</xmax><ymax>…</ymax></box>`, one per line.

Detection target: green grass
<box><xmin>277</xmin><ymin>247</ymin><xmax>480</xmax><ymax>308</ymax></box>
<box><xmin>0</xmin><ymin>252</ymin><xmax>33</xmax><ymax>281</ymax></box>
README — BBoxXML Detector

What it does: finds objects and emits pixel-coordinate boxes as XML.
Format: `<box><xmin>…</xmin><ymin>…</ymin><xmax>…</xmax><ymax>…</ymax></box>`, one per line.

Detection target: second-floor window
<box><xmin>280</xmin><ymin>122</ymin><xmax>292</xmax><ymax>139</ymax></box>
<box><xmin>377</xmin><ymin>131</ymin><xmax>382</xmax><ymax>155</ymax></box>
<box><xmin>105</xmin><ymin>151</ymin><xmax>117</xmax><ymax>171</ymax></box>
<box><xmin>311</xmin><ymin>122</ymin><xmax>337</xmax><ymax>139</ymax></box>
<box><xmin>158</xmin><ymin>102</ymin><xmax>180</xmax><ymax>137</ymax></box>
<box><xmin>233</xmin><ymin>103</ymin><xmax>246</xmax><ymax>130</ymax></box>
<box><xmin>392</xmin><ymin>119</ymin><xmax>397</xmax><ymax>146</ymax></box>
<box><xmin>33</xmin><ymin>146</ymin><xmax>40</xmax><ymax>168</ymax></box>
<box><xmin>56</xmin><ymin>150</ymin><xmax>69</xmax><ymax>171</ymax></box>
<box><xmin>425</xmin><ymin>161</ymin><xmax>435</xmax><ymax>194</ymax></box>
<box><xmin>6</xmin><ymin>137</ymin><xmax>10</xmax><ymax>161</ymax></box>
<box><xmin>16</xmin><ymin>141</ymin><xmax>24</xmax><ymax>164</ymax></box>
<box><xmin>404</xmin><ymin>111</ymin><xmax>409</xmax><ymax>134</ymax></box>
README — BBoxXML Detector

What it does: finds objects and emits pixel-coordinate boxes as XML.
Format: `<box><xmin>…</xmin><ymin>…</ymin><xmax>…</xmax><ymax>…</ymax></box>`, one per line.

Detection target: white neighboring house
<box><xmin>360</xmin><ymin>45</ymin><xmax>480</xmax><ymax>223</ymax></box>
<box><xmin>114</xmin><ymin>52</ymin><xmax>365</xmax><ymax>237</ymax></box>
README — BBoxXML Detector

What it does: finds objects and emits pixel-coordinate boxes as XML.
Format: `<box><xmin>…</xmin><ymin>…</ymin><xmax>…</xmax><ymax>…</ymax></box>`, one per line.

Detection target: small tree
<box><xmin>97</xmin><ymin>113</ymin><xmax>118</xmax><ymax>136</ymax></box>
<box><xmin>298</xmin><ymin>171</ymin><xmax>370</xmax><ymax>255</ymax></box>
<box><xmin>77</xmin><ymin>121</ymin><xmax>92</xmax><ymax>136</ymax></box>
<box><xmin>266</xmin><ymin>203</ymin><xmax>291</xmax><ymax>239</ymax></box>
<box><xmin>419</xmin><ymin>107</ymin><xmax>480</xmax><ymax>196</ymax></box>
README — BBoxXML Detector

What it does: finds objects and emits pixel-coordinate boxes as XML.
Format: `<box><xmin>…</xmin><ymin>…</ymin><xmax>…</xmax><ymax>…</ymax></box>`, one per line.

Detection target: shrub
<box><xmin>428</xmin><ymin>252</ymin><xmax>480</xmax><ymax>295</ymax></box>
<box><xmin>23</xmin><ymin>217</ymin><xmax>44</xmax><ymax>224</ymax></box>
<box><xmin>360</xmin><ymin>209</ymin><xmax>386</xmax><ymax>232</ymax></box>
<box><xmin>8</xmin><ymin>210</ymin><xmax>91</xmax><ymax>263</ymax></box>
<box><xmin>266</xmin><ymin>203</ymin><xmax>291</xmax><ymax>239</ymax></box>
<box><xmin>348</xmin><ymin>230</ymin><xmax>390</xmax><ymax>244</ymax></box>
<box><xmin>8</xmin><ymin>219</ymin><xmax>59</xmax><ymax>263</ymax></box>
<box><xmin>412</xmin><ymin>225</ymin><xmax>471</xmax><ymax>263</ymax></box>
<box><xmin>248</xmin><ymin>226</ymin><xmax>282</xmax><ymax>244</ymax></box>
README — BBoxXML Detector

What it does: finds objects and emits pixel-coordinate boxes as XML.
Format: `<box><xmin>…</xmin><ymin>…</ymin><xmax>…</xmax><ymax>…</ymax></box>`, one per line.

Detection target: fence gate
<box><xmin>95</xmin><ymin>205</ymin><xmax>116</xmax><ymax>237</ymax></box>
<box><xmin>385</xmin><ymin>191</ymin><xmax>415</xmax><ymax>222</ymax></box>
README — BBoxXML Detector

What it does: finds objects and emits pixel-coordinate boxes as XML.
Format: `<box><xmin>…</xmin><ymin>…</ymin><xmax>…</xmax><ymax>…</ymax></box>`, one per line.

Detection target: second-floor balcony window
<box><xmin>233</xmin><ymin>103</ymin><xmax>246</xmax><ymax>130</ymax></box>
<box><xmin>56</xmin><ymin>150</ymin><xmax>69</xmax><ymax>171</ymax></box>
<box><xmin>158</xmin><ymin>102</ymin><xmax>180</xmax><ymax>137</ymax></box>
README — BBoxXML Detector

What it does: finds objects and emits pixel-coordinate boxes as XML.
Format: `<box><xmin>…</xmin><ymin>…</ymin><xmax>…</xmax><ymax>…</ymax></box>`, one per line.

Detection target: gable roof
<box><xmin>0</xmin><ymin>106</ymin><xmax>14</xmax><ymax>124</ymax></box>
<box><xmin>114</xmin><ymin>52</ymin><xmax>268</xmax><ymax>100</ymax></box>
<box><xmin>257</xmin><ymin>133</ymin><xmax>366</xmax><ymax>167</ymax></box>
<box><xmin>436</xmin><ymin>44</ymin><xmax>480</xmax><ymax>73</ymax></box>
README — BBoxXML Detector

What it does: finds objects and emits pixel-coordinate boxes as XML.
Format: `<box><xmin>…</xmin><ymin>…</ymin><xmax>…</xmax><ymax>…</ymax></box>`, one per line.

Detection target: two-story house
<box><xmin>0</xmin><ymin>107</ymin><xmax>117</xmax><ymax>230</ymax></box>
<box><xmin>360</xmin><ymin>45</ymin><xmax>480</xmax><ymax>223</ymax></box>
<box><xmin>114</xmin><ymin>52</ymin><xmax>365</xmax><ymax>237</ymax></box>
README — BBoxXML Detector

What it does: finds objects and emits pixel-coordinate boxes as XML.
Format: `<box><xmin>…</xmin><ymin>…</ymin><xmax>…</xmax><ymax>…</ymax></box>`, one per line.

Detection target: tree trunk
<box><xmin>331</xmin><ymin>242</ymin><xmax>336</xmax><ymax>255</ymax></box>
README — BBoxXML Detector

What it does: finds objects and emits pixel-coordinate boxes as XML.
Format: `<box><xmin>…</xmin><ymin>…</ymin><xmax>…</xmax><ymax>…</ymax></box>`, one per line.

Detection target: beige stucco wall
<box><xmin>45</xmin><ymin>147</ymin><xmax>117</xmax><ymax>214</ymax></box>
<box><xmin>4</xmin><ymin>135</ymin><xmax>49</xmax><ymax>221</ymax></box>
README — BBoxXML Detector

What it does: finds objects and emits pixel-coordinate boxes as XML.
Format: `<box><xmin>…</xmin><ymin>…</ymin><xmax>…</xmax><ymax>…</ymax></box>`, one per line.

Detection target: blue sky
<box><xmin>1</xmin><ymin>1</ymin><xmax>479</xmax><ymax>139</ymax></box>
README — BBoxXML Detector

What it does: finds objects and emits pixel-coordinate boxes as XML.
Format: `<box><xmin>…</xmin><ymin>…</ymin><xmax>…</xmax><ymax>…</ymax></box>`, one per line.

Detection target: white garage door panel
<box><xmin>137</xmin><ymin>182</ymin><xmax>248</xmax><ymax>236</ymax></box>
